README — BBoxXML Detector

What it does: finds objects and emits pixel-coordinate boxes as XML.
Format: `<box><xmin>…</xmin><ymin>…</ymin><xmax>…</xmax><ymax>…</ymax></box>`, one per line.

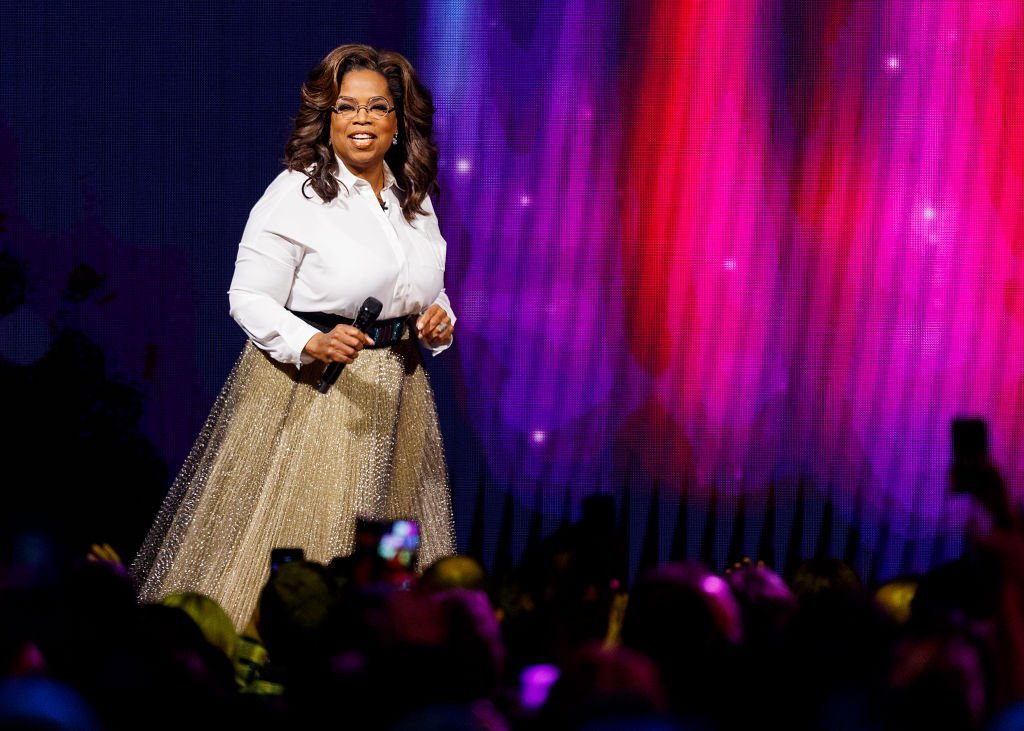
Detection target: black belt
<box><xmin>289</xmin><ymin>310</ymin><xmax>413</xmax><ymax>349</ymax></box>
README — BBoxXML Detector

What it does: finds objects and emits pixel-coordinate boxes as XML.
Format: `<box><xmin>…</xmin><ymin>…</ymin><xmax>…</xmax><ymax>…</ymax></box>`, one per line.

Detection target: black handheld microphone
<box><xmin>316</xmin><ymin>296</ymin><xmax>383</xmax><ymax>394</ymax></box>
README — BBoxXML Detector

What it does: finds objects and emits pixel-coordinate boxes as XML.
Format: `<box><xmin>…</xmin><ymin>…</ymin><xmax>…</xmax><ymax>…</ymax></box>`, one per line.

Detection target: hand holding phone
<box><xmin>951</xmin><ymin>418</ymin><xmax>1012</xmax><ymax>530</ymax></box>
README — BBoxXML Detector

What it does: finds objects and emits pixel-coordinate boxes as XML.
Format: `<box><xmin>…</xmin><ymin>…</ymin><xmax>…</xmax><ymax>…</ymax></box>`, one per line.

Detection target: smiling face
<box><xmin>329</xmin><ymin>69</ymin><xmax>398</xmax><ymax>181</ymax></box>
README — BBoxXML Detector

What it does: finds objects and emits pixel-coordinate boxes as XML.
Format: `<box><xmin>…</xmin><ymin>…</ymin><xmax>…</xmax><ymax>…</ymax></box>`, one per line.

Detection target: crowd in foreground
<box><xmin>3</xmin><ymin>472</ymin><xmax>1024</xmax><ymax>731</ymax></box>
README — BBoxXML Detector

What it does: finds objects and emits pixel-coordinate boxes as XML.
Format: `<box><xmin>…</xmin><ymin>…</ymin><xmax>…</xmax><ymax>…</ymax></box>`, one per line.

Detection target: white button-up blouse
<box><xmin>228</xmin><ymin>161</ymin><xmax>455</xmax><ymax>366</ymax></box>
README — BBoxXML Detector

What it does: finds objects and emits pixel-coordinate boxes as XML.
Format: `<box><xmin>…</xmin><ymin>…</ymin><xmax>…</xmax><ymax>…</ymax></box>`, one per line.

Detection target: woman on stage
<box><xmin>132</xmin><ymin>43</ymin><xmax>456</xmax><ymax>630</ymax></box>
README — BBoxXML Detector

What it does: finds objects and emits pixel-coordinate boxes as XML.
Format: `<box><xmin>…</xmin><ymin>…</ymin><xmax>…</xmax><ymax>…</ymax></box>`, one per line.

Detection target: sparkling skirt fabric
<box><xmin>131</xmin><ymin>335</ymin><xmax>455</xmax><ymax>630</ymax></box>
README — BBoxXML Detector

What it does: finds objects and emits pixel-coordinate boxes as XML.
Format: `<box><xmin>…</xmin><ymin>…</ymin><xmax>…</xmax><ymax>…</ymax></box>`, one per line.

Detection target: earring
<box><xmin>392</xmin><ymin>132</ymin><xmax>399</xmax><ymax>146</ymax></box>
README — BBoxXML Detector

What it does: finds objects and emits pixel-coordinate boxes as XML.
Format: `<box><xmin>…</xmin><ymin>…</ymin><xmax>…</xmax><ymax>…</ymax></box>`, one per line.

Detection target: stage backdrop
<box><xmin>1</xmin><ymin>1</ymin><xmax>1021</xmax><ymax>583</ymax></box>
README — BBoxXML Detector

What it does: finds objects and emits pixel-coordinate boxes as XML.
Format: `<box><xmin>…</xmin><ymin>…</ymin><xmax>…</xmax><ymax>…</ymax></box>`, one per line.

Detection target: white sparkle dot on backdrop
<box><xmin>456</xmin><ymin>158</ymin><xmax>472</xmax><ymax>173</ymax></box>
<box><xmin>723</xmin><ymin>258</ymin><xmax>737</xmax><ymax>271</ymax></box>
<box><xmin>887</xmin><ymin>55</ymin><xmax>901</xmax><ymax>71</ymax></box>
<box><xmin>520</xmin><ymin>195</ymin><xmax>531</xmax><ymax>207</ymax></box>
<box><xmin>531</xmin><ymin>430</ymin><xmax>546</xmax><ymax>445</ymax></box>
<box><xmin>923</xmin><ymin>206</ymin><xmax>936</xmax><ymax>221</ymax></box>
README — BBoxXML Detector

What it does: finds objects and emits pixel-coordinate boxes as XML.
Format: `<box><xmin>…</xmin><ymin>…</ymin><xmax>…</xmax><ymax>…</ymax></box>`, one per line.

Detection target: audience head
<box><xmin>620</xmin><ymin>561</ymin><xmax>741</xmax><ymax>718</ymax></box>
<box><xmin>623</xmin><ymin>561</ymin><xmax>742</xmax><ymax>650</ymax></box>
<box><xmin>874</xmin><ymin>577</ymin><xmax>918</xmax><ymax>626</ymax></box>
<box><xmin>541</xmin><ymin>643</ymin><xmax>667</xmax><ymax>729</ymax></box>
<box><xmin>61</xmin><ymin>557</ymin><xmax>137</xmax><ymax>627</ymax></box>
<box><xmin>161</xmin><ymin>592</ymin><xmax>238</xmax><ymax>660</ymax></box>
<box><xmin>909</xmin><ymin>557</ymin><xmax>1000</xmax><ymax>633</ymax></box>
<box><xmin>95</xmin><ymin>604</ymin><xmax>238</xmax><ymax>728</ymax></box>
<box><xmin>885</xmin><ymin>634</ymin><xmax>987</xmax><ymax>730</ymax></box>
<box><xmin>725</xmin><ymin>560</ymin><xmax>797</xmax><ymax>645</ymax></box>
<box><xmin>433</xmin><ymin>588</ymin><xmax>505</xmax><ymax>700</ymax></box>
<box><xmin>258</xmin><ymin>560</ymin><xmax>336</xmax><ymax>670</ymax></box>
<box><xmin>784</xmin><ymin>566</ymin><xmax>897</xmax><ymax>727</ymax></box>
<box><xmin>419</xmin><ymin>555</ymin><xmax>489</xmax><ymax>595</ymax></box>
<box><xmin>789</xmin><ymin>557</ymin><xmax>864</xmax><ymax>602</ymax></box>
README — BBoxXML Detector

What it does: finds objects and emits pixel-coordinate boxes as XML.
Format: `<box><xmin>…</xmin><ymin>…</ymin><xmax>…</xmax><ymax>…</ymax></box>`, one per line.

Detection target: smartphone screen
<box><xmin>270</xmin><ymin>547</ymin><xmax>304</xmax><ymax>573</ymax></box>
<box><xmin>352</xmin><ymin>518</ymin><xmax>420</xmax><ymax>586</ymax></box>
<box><xmin>952</xmin><ymin>417</ymin><xmax>988</xmax><ymax>464</ymax></box>
<box><xmin>375</xmin><ymin>519</ymin><xmax>419</xmax><ymax>567</ymax></box>
<box><xmin>951</xmin><ymin>417</ymin><xmax>989</xmax><ymax>495</ymax></box>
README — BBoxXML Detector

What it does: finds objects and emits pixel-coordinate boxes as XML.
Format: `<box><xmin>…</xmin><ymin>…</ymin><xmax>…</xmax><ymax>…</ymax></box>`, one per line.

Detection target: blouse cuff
<box><xmin>426</xmin><ymin>300</ymin><xmax>457</xmax><ymax>357</ymax></box>
<box><xmin>429</xmin><ymin>340</ymin><xmax>453</xmax><ymax>356</ymax></box>
<box><xmin>280</xmin><ymin>318</ymin><xmax>322</xmax><ymax>367</ymax></box>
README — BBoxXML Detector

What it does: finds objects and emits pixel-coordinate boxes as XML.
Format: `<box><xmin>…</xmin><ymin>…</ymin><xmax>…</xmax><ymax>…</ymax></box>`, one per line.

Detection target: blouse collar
<box><xmin>333</xmin><ymin>156</ymin><xmax>401</xmax><ymax>196</ymax></box>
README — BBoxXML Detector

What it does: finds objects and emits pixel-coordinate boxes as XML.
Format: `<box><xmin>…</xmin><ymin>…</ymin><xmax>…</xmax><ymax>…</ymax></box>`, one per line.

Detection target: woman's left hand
<box><xmin>417</xmin><ymin>304</ymin><xmax>454</xmax><ymax>348</ymax></box>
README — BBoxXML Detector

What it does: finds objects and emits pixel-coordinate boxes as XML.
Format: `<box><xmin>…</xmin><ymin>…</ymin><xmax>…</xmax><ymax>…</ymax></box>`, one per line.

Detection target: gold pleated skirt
<box><xmin>131</xmin><ymin>335</ymin><xmax>455</xmax><ymax>630</ymax></box>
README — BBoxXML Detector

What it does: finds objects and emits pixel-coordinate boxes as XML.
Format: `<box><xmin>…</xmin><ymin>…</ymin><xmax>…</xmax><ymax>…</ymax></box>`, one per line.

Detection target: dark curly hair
<box><xmin>283</xmin><ymin>44</ymin><xmax>438</xmax><ymax>222</ymax></box>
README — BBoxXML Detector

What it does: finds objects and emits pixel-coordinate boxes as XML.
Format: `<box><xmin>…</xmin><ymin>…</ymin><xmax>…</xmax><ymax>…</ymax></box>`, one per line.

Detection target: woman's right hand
<box><xmin>303</xmin><ymin>325</ymin><xmax>375</xmax><ymax>364</ymax></box>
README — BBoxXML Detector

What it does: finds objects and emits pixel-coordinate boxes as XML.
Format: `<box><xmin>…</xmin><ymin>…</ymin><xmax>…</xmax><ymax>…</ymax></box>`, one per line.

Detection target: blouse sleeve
<box><xmin>421</xmin><ymin>195</ymin><xmax>456</xmax><ymax>357</ymax></box>
<box><xmin>228</xmin><ymin>224</ymin><xmax>320</xmax><ymax>368</ymax></box>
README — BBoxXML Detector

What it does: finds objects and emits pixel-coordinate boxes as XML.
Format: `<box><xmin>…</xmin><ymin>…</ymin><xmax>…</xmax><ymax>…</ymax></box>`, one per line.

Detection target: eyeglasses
<box><xmin>331</xmin><ymin>96</ymin><xmax>395</xmax><ymax>120</ymax></box>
